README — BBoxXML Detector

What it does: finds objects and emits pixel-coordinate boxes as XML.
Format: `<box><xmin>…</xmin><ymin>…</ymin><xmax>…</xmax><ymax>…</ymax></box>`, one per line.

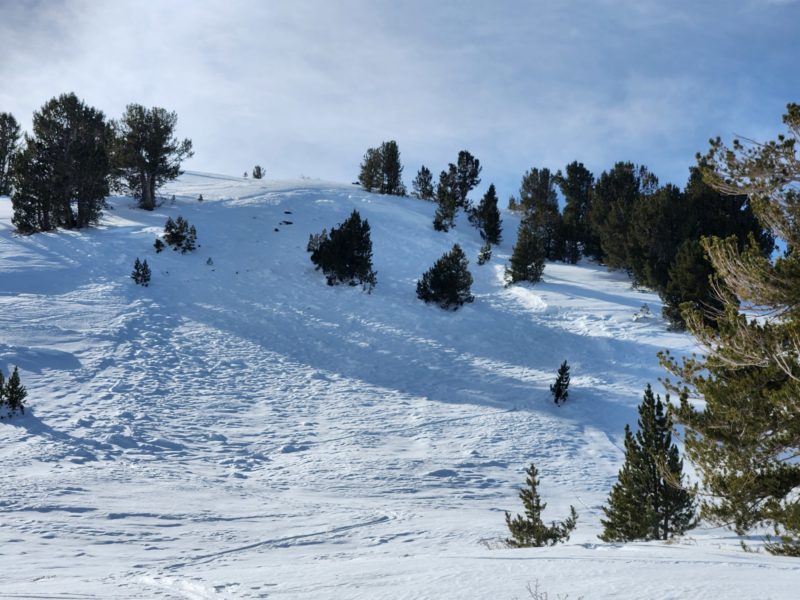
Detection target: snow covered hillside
<box><xmin>1</xmin><ymin>172</ymin><xmax>797</xmax><ymax>599</ymax></box>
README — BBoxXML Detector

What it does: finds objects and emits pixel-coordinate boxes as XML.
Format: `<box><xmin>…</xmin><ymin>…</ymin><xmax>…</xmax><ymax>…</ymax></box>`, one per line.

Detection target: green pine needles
<box><xmin>550</xmin><ymin>360</ymin><xmax>570</xmax><ymax>405</ymax></box>
<box><xmin>0</xmin><ymin>366</ymin><xmax>28</xmax><ymax>418</ymax></box>
<box><xmin>416</xmin><ymin>244</ymin><xmax>474</xmax><ymax>310</ymax></box>
<box><xmin>309</xmin><ymin>210</ymin><xmax>377</xmax><ymax>292</ymax></box>
<box><xmin>505</xmin><ymin>463</ymin><xmax>577</xmax><ymax>547</ymax></box>
<box><xmin>599</xmin><ymin>384</ymin><xmax>696</xmax><ymax>542</ymax></box>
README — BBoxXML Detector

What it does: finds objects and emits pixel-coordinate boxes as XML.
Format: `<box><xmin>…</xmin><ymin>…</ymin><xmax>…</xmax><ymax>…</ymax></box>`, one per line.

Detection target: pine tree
<box><xmin>252</xmin><ymin>165</ymin><xmax>265</xmax><ymax>179</ymax></box>
<box><xmin>112</xmin><ymin>104</ymin><xmax>193</xmax><ymax>210</ymax></box>
<box><xmin>505</xmin><ymin>463</ymin><xmax>578</xmax><ymax>547</ymax></box>
<box><xmin>471</xmin><ymin>183</ymin><xmax>502</xmax><ymax>245</ymax></box>
<box><xmin>357</xmin><ymin>141</ymin><xmax>405</xmax><ymax>195</ymax></box>
<box><xmin>416</xmin><ymin>244</ymin><xmax>474</xmax><ymax>309</ymax></box>
<box><xmin>556</xmin><ymin>161</ymin><xmax>596</xmax><ymax>260</ymax></box>
<box><xmin>11</xmin><ymin>93</ymin><xmax>111</xmax><ymax>232</ymax></box>
<box><xmin>477</xmin><ymin>242</ymin><xmax>492</xmax><ymax>265</ymax></box>
<box><xmin>412</xmin><ymin>165</ymin><xmax>435</xmax><ymax>200</ymax></box>
<box><xmin>515</xmin><ymin>167</ymin><xmax>563</xmax><ymax>260</ymax></box>
<box><xmin>588</xmin><ymin>162</ymin><xmax>658</xmax><ymax>270</ymax></box>
<box><xmin>453</xmin><ymin>150</ymin><xmax>481</xmax><ymax>210</ymax></box>
<box><xmin>4</xmin><ymin>367</ymin><xmax>28</xmax><ymax>416</ymax></box>
<box><xmin>310</xmin><ymin>210</ymin><xmax>376</xmax><ymax>291</ymax></box>
<box><xmin>433</xmin><ymin>169</ymin><xmax>457</xmax><ymax>231</ymax></box>
<box><xmin>379</xmin><ymin>140</ymin><xmax>405</xmax><ymax>196</ymax></box>
<box><xmin>358</xmin><ymin>147</ymin><xmax>382</xmax><ymax>192</ymax></box>
<box><xmin>0</xmin><ymin>112</ymin><xmax>22</xmax><ymax>196</ymax></box>
<box><xmin>506</xmin><ymin>216</ymin><xmax>546</xmax><ymax>284</ymax></box>
<box><xmin>131</xmin><ymin>258</ymin><xmax>151</xmax><ymax>286</ymax></box>
<box><xmin>661</xmin><ymin>103</ymin><xmax>800</xmax><ymax>555</ymax></box>
<box><xmin>0</xmin><ymin>369</ymin><xmax>5</xmax><ymax>412</ymax></box>
<box><xmin>600</xmin><ymin>385</ymin><xmax>696</xmax><ymax>542</ymax></box>
<box><xmin>550</xmin><ymin>360</ymin><xmax>570</xmax><ymax>405</ymax></box>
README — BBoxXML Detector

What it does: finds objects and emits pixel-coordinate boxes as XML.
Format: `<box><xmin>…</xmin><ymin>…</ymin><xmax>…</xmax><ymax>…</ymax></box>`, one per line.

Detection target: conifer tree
<box><xmin>453</xmin><ymin>150</ymin><xmax>481</xmax><ymax>210</ymax></box>
<box><xmin>379</xmin><ymin>140</ymin><xmax>405</xmax><ymax>196</ymax></box>
<box><xmin>412</xmin><ymin>165</ymin><xmax>435</xmax><ymax>200</ymax></box>
<box><xmin>11</xmin><ymin>93</ymin><xmax>111</xmax><ymax>232</ymax></box>
<box><xmin>471</xmin><ymin>183</ymin><xmax>502</xmax><ymax>245</ymax></box>
<box><xmin>357</xmin><ymin>141</ymin><xmax>405</xmax><ymax>196</ymax></box>
<box><xmin>433</xmin><ymin>169</ymin><xmax>457</xmax><ymax>231</ymax></box>
<box><xmin>4</xmin><ymin>367</ymin><xmax>28</xmax><ymax>416</ymax></box>
<box><xmin>131</xmin><ymin>258</ymin><xmax>151</xmax><ymax>286</ymax></box>
<box><xmin>358</xmin><ymin>147</ymin><xmax>382</xmax><ymax>193</ymax></box>
<box><xmin>416</xmin><ymin>244</ymin><xmax>474</xmax><ymax>309</ymax></box>
<box><xmin>0</xmin><ymin>369</ymin><xmax>5</xmax><ymax>411</ymax></box>
<box><xmin>556</xmin><ymin>161</ymin><xmax>596</xmax><ymax>260</ymax></box>
<box><xmin>588</xmin><ymin>162</ymin><xmax>658</xmax><ymax>270</ymax></box>
<box><xmin>515</xmin><ymin>167</ymin><xmax>563</xmax><ymax>260</ymax></box>
<box><xmin>310</xmin><ymin>210</ymin><xmax>376</xmax><ymax>291</ymax></box>
<box><xmin>0</xmin><ymin>112</ymin><xmax>22</xmax><ymax>196</ymax></box>
<box><xmin>600</xmin><ymin>385</ymin><xmax>696</xmax><ymax>542</ymax></box>
<box><xmin>662</xmin><ymin>103</ymin><xmax>800</xmax><ymax>555</ymax></box>
<box><xmin>506</xmin><ymin>216</ymin><xmax>546</xmax><ymax>284</ymax></box>
<box><xmin>113</xmin><ymin>104</ymin><xmax>193</xmax><ymax>210</ymax></box>
<box><xmin>252</xmin><ymin>165</ymin><xmax>265</xmax><ymax>179</ymax></box>
<box><xmin>550</xmin><ymin>360</ymin><xmax>570</xmax><ymax>405</ymax></box>
<box><xmin>505</xmin><ymin>463</ymin><xmax>577</xmax><ymax>547</ymax></box>
<box><xmin>477</xmin><ymin>242</ymin><xmax>492</xmax><ymax>265</ymax></box>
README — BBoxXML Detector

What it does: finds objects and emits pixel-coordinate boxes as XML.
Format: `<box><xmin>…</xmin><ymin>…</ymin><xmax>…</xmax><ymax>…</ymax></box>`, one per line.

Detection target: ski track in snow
<box><xmin>0</xmin><ymin>173</ymin><xmax>794</xmax><ymax>599</ymax></box>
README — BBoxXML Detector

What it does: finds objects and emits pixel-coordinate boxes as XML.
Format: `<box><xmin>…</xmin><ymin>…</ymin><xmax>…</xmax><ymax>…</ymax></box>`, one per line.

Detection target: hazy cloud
<box><xmin>1</xmin><ymin>0</ymin><xmax>797</xmax><ymax>199</ymax></box>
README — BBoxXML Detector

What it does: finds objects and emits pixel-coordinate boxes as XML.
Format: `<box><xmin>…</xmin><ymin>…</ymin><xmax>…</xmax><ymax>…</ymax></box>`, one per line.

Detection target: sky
<box><xmin>1</xmin><ymin>0</ymin><xmax>798</xmax><ymax>202</ymax></box>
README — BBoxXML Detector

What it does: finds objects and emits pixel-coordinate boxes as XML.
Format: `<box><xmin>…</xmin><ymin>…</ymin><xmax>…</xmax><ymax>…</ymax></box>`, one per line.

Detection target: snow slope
<box><xmin>0</xmin><ymin>173</ymin><xmax>796</xmax><ymax>599</ymax></box>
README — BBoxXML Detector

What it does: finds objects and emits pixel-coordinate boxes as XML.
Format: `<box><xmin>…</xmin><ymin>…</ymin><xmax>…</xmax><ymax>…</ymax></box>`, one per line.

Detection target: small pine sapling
<box><xmin>477</xmin><ymin>242</ymin><xmax>492</xmax><ymax>266</ymax></box>
<box><xmin>505</xmin><ymin>463</ymin><xmax>577</xmax><ymax>547</ymax></box>
<box><xmin>550</xmin><ymin>360</ymin><xmax>570</xmax><ymax>405</ymax></box>
<box><xmin>154</xmin><ymin>238</ymin><xmax>165</xmax><ymax>253</ymax></box>
<box><xmin>4</xmin><ymin>367</ymin><xmax>27</xmax><ymax>416</ymax></box>
<box><xmin>131</xmin><ymin>258</ymin><xmax>151</xmax><ymax>286</ymax></box>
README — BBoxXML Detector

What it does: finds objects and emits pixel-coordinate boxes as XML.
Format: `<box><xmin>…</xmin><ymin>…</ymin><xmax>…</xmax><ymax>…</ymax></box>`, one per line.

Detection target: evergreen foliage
<box><xmin>506</xmin><ymin>216</ymin><xmax>546</xmax><ymax>284</ymax></box>
<box><xmin>0</xmin><ymin>112</ymin><xmax>22</xmax><ymax>196</ymax></box>
<box><xmin>515</xmin><ymin>167</ymin><xmax>563</xmax><ymax>260</ymax></box>
<box><xmin>131</xmin><ymin>258</ymin><xmax>151</xmax><ymax>286</ymax></box>
<box><xmin>470</xmin><ymin>183</ymin><xmax>502</xmax><ymax>245</ymax></box>
<box><xmin>154</xmin><ymin>238</ymin><xmax>165</xmax><ymax>253</ymax></box>
<box><xmin>661</xmin><ymin>103</ymin><xmax>800</xmax><ymax>555</ymax></box>
<box><xmin>11</xmin><ymin>93</ymin><xmax>111</xmax><ymax>233</ymax></box>
<box><xmin>550</xmin><ymin>361</ymin><xmax>570</xmax><ymax>405</ymax></box>
<box><xmin>477</xmin><ymin>242</ymin><xmax>492</xmax><ymax>265</ymax></box>
<box><xmin>412</xmin><ymin>165</ymin><xmax>434</xmax><ymax>200</ymax></box>
<box><xmin>453</xmin><ymin>150</ymin><xmax>481</xmax><ymax>210</ymax></box>
<box><xmin>416</xmin><ymin>244</ymin><xmax>474</xmax><ymax>309</ymax></box>
<box><xmin>357</xmin><ymin>141</ymin><xmax>405</xmax><ymax>195</ymax></box>
<box><xmin>252</xmin><ymin>165</ymin><xmax>265</xmax><ymax>179</ymax></box>
<box><xmin>588</xmin><ymin>162</ymin><xmax>658</xmax><ymax>271</ymax></box>
<box><xmin>599</xmin><ymin>384</ymin><xmax>696</xmax><ymax>542</ymax></box>
<box><xmin>556</xmin><ymin>161</ymin><xmax>596</xmax><ymax>260</ymax></box>
<box><xmin>505</xmin><ymin>463</ymin><xmax>578</xmax><ymax>547</ymax></box>
<box><xmin>112</xmin><ymin>104</ymin><xmax>193</xmax><ymax>210</ymax></box>
<box><xmin>162</xmin><ymin>216</ymin><xmax>197</xmax><ymax>253</ymax></box>
<box><xmin>1</xmin><ymin>367</ymin><xmax>28</xmax><ymax>417</ymax></box>
<box><xmin>309</xmin><ymin>210</ymin><xmax>377</xmax><ymax>291</ymax></box>
<box><xmin>433</xmin><ymin>169</ymin><xmax>457</xmax><ymax>231</ymax></box>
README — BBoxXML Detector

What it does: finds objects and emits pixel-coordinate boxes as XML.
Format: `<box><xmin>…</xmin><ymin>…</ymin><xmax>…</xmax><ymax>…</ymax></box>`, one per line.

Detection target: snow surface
<box><xmin>1</xmin><ymin>172</ymin><xmax>797</xmax><ymax>599</ymax></box>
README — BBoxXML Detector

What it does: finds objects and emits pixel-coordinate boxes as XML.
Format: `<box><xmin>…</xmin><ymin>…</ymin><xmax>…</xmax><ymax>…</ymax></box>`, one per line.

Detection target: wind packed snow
<box><xmin>1</xmin><ymin>173</ymin><xmax>796</xmax><ymax>598</ymax></box>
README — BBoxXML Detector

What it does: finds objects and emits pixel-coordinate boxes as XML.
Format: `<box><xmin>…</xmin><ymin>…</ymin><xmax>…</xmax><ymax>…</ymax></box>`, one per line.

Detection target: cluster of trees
<box><xmin>158</xmin><ymin>216</ymin><xmax>197</xmax><ymax>253</ymax></box>
<box><xmin>2</xmin><ymin>93</ymin><xmax>192</xmax><ymax>234</ymax></box>
<box><xmin>661</xmin><ymin>103</ymin><xmax>800</xmax><ymax>556</ymax></box>
<box><xmin>505</xmin><ymin>161</ymin><xmax>771</xmax><ymax>327</ymax></box>
<box><xmin>0</xmin><ymin>366</ymin><xmax>27</xmax><ymax>419</ymax></box>
<box><xmin>358</xmin><ymin>140</ymin><xmax>406</xmax><ymax>196</ymax></box>
<box><xmin>131</xmin><ymin>258</ymin><xmax>151</xmax><ymax>286</ymax></box>
<box><xmin>506</xmin><ymin>382</ymin><xmax>696</xmax><ymax>547</ymax></box>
